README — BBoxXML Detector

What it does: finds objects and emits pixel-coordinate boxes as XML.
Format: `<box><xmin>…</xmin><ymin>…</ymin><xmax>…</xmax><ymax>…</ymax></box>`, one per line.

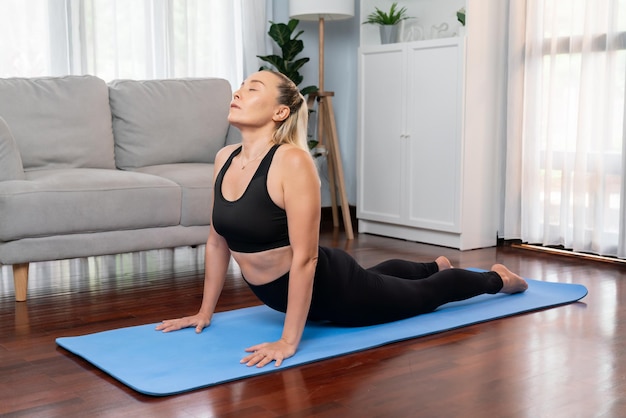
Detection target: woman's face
<box><xmin>228</xmin><ymin>71</ymin><xmax>288</xmax><ymax>129</ymax></box>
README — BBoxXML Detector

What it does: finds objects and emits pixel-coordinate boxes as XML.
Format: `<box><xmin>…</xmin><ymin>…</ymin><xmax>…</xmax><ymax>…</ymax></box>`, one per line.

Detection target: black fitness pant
<box><xmin>244</xmin><ymin>246</ymin><xmax>504</xmax><ymax>327</ymax></box>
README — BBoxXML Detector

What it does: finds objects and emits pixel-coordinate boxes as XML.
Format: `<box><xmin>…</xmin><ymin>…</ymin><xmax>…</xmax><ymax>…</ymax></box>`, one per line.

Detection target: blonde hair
<box><xmin>266</xmin><ymin>70</ymin><xmax>309</xmax><ymax>151</ymax></box>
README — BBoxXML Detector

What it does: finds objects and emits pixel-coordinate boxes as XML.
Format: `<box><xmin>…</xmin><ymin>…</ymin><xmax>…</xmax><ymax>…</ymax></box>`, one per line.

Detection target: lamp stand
<box><xmin>312</xmin><ymin>17</ymin><xmax>354</xmax><ymax>240</ymax></box>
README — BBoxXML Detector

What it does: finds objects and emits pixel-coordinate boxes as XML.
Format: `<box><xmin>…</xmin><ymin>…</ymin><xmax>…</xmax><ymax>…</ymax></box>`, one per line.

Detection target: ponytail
<box><xmin>267</xmin><ymin>71</ymin><xmax>309</xmax><ymax>152</ymax></box>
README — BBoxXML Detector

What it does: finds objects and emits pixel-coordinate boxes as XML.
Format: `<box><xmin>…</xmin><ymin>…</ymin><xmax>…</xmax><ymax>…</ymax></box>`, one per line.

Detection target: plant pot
<box><xmin>379</xmin><ymin>24</ymin><xmax>399</xmax><ymax>44</ymax></box>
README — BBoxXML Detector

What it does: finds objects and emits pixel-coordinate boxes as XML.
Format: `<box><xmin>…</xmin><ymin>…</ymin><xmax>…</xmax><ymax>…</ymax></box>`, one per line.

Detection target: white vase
<box><xmin>379</xmin><ymin>24</ymin><xmax>399</xmax><ymax>44</ymax></box>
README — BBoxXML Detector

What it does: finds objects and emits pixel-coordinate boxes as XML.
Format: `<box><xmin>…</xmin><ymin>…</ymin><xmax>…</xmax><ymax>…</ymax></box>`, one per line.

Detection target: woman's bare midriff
<box><xmin>230</xmin><ymin>245</ymin><xmax>293</xmax><ymax>285</ymax></box>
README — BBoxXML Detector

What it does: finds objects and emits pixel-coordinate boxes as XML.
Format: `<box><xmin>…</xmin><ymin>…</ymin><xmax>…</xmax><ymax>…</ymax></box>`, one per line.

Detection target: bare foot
<box><xmin>436</xmin><ymin>256</ymin><xmax>453</xmax><ymax>271</ymax></box>
<box><xmin>491</xmin><ymin>264</ymin><xmax>528</xmax><ymax>294</ymax></box>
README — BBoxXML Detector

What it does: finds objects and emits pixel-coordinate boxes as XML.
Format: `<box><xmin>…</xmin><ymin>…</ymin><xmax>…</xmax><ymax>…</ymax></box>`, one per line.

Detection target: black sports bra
<box><xmin>212</xmin><ymin>144</ymin><xmax>290</xmax><ymax>253</ymax></box>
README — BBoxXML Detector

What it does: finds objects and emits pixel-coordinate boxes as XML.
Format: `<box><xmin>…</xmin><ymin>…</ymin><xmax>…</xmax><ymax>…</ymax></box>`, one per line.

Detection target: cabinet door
<box><xmin>405</xmin><ymin>41</ymin><xmax>463</xmax><ymax>232</ymax></box>
<box><xmin>357</xmin><ymin>47</ymin><xmax>405</xmax><ymax>224</ymax></box>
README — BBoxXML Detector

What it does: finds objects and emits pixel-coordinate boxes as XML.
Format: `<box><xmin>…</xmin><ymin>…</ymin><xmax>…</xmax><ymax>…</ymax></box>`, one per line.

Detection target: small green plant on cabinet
<box><xmin>362</xmin><ymin>2</ymin><xmax>411</xmax><ymax>26</ymax></box>
<box><xmin>257</xmin><ymin>19</ymin><xmax>318</xmax><ymax>97</ymax></box>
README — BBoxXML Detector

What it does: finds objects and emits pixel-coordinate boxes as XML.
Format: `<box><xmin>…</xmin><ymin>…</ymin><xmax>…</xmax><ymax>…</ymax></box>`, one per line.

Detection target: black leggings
<box><xmin>244</xmin><ymin>246</ymin><xmax>503</xmax><ymax>326</ymax></box>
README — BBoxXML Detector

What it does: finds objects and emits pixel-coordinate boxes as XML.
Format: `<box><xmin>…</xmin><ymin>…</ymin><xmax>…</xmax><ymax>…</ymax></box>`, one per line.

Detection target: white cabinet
<box><xmin>358</xmin><ymin>38</ymin><xmax>463</xmax><ymax>230</ymax></box>
<box><xmin>357</xmin><ymin>0</ymin><xmax>506</xmax><ymax>250</ymax></box>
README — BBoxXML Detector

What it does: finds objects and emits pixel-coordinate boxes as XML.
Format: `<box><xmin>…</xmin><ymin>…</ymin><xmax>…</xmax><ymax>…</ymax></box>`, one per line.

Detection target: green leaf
<box><xmin>257</xmin><ymin>55</ymin><xmax>287</xmax><ymax>73</ymax></box>
<box><xmin>268</xmin><ymin>22</ymin><xmax>293</xmax><ymax>45</ymax></box>
<box><xmin>457</xmin><ymin>11</ymin><xmax>466</xmax><ymax>26</ymax></box>
<box><xmin>293</xmin><ymin>30</ymin><xmax>304</xmax><ymax>40</ymax></box>
<box><xmin>286</xmin><ymin>71</ymin><xmax>304</xmax><ymax>86</ymax></box>
<box><xmin>285</xmin><ymin>57</ymin><xmax>310</xmax><ymax>74</ymax></box>
<box><xmin>300</xmin><ymin>85</ymin><xmax>318</xmax><ymax>97</ymax></box>
<box><xmin>287</xmin><ymin>18</ymin><xmax>299</xmax><ymax>33</ymax></box>
<box><xmin>281</xmin><ymin>39</ymin><xmax>304</xmax><ymax>61</ymax></box>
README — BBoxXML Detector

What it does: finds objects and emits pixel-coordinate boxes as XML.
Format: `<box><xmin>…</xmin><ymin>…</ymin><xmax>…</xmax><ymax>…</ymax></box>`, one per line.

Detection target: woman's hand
<box><xmin>241</xmin><ymin>338</ymin><xmax>296</xmax><ymax>368</ymax></box>
<box><xmin>155</xmin><ymin>313</ymin><xmax>211</xmax><ymax>334</ymax></box>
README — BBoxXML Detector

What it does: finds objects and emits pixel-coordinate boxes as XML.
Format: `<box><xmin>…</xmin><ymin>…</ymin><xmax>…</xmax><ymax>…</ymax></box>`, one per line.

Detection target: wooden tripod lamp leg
<box><xmin>318</xmin><ymin>98</ymin><xmax>340</xmax><ymax>228</ymax></box>
<box><xmin>326</xmin><ymin>149</ymin><xmax>340</xmax><ymax>228</ymax></box>
<box><xmin>321</xmin><ymin>96</ymin><xmax>354</xmax><ymax>240</ymax></box>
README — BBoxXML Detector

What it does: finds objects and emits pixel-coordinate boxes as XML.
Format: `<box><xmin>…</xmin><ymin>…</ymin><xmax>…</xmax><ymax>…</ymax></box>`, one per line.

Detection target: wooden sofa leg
<box><xmin>13</xmin><ymin>263</ymin><xmax>29</xmax><ymax>302</ymax></box>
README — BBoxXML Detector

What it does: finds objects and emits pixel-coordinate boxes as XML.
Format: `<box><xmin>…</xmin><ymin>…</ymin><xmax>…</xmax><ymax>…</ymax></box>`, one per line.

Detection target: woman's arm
<box><xmin>242</xmin><ymin>146</ymin><xmax>321</xmax><ymax>367</ymax></box>
<box><xmin>156</xmin><ymin>146</ymin><xmax>235</xmax><ymax>333</ymax></box>
<box><xmin>196</xmin><ymin>227</ymin><xmax>232</xmax><ymax>328</ymax></box>
<box><xmin>280</xmin><ymin>147</ymin><xmax>321</xmax><ymax>348</ymax></box>
<box><xmin>155</xmin><ymin>227</ymin><xmax>231</xmax><ymax>333</ymax></box>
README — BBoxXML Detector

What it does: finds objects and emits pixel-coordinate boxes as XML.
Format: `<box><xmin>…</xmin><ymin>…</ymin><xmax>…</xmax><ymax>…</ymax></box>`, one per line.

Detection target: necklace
<box><xmin>240</xmin><ymin>144</ymin><xmax>272</xmax><ymax>170</ymax></box>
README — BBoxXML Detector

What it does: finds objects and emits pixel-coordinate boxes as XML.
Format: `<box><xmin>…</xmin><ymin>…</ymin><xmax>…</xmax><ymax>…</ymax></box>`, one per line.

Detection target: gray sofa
<box><xmin>0</xmin><ymin>75</ymin><xmax>240</xmax><ymax>301</ymax></box>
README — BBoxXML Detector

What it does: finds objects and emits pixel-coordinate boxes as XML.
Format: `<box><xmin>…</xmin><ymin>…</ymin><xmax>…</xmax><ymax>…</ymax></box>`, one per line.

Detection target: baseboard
<box><xmin>511</xmin><ymin>243</ymin><xmax>626</xmax><ymax>265</ymax></box>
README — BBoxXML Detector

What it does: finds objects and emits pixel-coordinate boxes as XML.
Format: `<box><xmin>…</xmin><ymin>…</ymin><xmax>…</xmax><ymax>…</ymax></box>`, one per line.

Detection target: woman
<box><xmin>157</xmin><ymin>70</ymin><xmax>528</xmax><ymax>368</ymax></box>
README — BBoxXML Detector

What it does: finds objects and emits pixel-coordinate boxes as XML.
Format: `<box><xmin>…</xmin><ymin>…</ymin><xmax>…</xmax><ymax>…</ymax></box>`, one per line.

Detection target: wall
<box><xmin>271</xmin><ymin>0</ymin><xmax>361</xmax><ymax>206</ymax></box>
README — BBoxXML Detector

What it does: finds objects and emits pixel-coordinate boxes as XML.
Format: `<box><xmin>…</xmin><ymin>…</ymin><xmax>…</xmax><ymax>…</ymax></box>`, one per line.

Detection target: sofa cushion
<box><xmin>0</xmin><ymin>75</ymin><xmax>116</xmax><ymax>171</ymax></box>
<box><xmin>0</xmin><ymin>226</ymin><xmax>211</xmax><ymax>266</ymax></box>
<box><xmin>0</xmin><ymin>168</ymin><xmax>181</xmax><ymax>241</ymax></box>
<box><xmin>109</xmin><ymin>78</ymin><xmax>232</xmax><ymax>170</ymax></box>
<box><xmin>134</xmin><ymin>163</ymin><xmax>214</xmax><ymax>226</ymax></box>
<box><xmin>0</xmin><ymin>117</ymin><xmax>25</xmax><ymax>181</ymax></box>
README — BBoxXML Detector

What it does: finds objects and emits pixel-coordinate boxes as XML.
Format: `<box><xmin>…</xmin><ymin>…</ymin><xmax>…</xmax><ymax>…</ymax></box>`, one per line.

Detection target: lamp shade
<box><xmin>289</xmin><ymin>0</ymin><xmax>354</xmax><ymax>21</ymax></box>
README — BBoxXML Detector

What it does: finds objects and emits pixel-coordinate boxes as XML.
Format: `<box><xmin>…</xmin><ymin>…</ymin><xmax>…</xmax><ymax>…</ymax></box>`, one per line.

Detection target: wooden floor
<box><xmin>1</xmin><ymin>226</ymin><xmax>625</xmax><ymax>418</ymax></box>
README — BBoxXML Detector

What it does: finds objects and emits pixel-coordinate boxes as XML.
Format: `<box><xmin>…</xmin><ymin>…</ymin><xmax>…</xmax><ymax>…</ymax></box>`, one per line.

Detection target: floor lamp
<box><xmin>289</xmin><ymin>0</ymin><xmax>355</xmax><ymax>240</ymax></box>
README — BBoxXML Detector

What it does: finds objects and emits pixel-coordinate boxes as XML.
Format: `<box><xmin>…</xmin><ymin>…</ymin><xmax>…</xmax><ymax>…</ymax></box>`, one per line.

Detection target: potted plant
<box><xmin>362</xmin><ymin>2</ymin><xmax>411</xmax><ymax>44</ymax></box>
<box><xmin>257</xmin><ymin>19</ymin><xmax>318</xmax><ymax>97</ymax></box>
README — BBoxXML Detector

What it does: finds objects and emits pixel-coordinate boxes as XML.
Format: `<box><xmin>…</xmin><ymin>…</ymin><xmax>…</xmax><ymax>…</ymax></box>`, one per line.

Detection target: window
<box><xmin>0</xmin><ymin>0</ymin><xmax>267</xmax><ymax>88</ymax></box>
<box><xmin>506</xmin><ymin>0</ymin><xmax>626</xmax><ymax>257</ymax></box>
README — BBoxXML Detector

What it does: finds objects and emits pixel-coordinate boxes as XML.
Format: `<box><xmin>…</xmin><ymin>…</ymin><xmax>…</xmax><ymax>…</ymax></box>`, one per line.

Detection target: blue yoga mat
<box><xmin>56</xmin><ymin>274</ymin><xmax>587</xmax><ymax>396</ymax></box>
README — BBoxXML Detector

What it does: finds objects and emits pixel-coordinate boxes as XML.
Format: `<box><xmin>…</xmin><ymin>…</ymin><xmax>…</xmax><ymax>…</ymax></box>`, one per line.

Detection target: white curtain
<box><xmin>504</xmin><ymin>0</ymin><xmax>626</xmax><ymax>258</ymax></box>
<box><xmin>0</xmin><ymin>0</ymin><xmax>269</xmax><ymax>88</ymax></box>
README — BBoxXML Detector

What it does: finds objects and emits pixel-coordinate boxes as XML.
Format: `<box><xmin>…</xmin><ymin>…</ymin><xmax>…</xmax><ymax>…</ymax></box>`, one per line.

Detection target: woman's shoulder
<box><xmin>275</xmin><ymin>143</ymin><xmax>311</xmax><ymax>159</ymax></box>
<box><xmin>213</xmin><ymin>143</ymin><xmax>241</xmax><ymax>175</ymax></box>
<box><xmin>218</xmin><ymin>143</ymin><xmax>242</xmax><ymax>155</ymax></box>
<box><xmin>274</xmin><ymin>144</ymin><xmax>314</xmax><ymax>168</ymax></box>
<box><xmin>216</xmin><ymin>143</ymin><xmax>241</xmax><ymax>162</ymax></box>
<box><xmin>273</xmin><ymin>144</ymin><xmax>319</xmax><ymax>186</ymax></box>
